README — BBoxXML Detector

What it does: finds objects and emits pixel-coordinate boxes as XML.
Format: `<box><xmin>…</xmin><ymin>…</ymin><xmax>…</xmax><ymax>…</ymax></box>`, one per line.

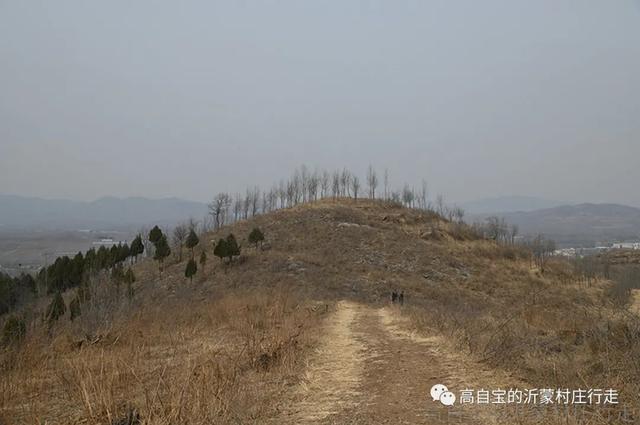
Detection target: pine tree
<box><xmin>118</xmin><ymin>243</ymin><xmax>131</xmax><ymax>263</ymax></box>
<box><xmin>185</xmin><ymin>229</ymin><xmax>200</xmax><ymax>259</ymax></box>
<box><xmin>248</xmin><ymin>227</ymin><xmax>265</xmax><ymax>249</ymax></box>
<box><xmin>226</xmin><ymin>234</ymin><xmax>240</xmax><ymax>262</ymax></box>
<box><xmin>130</xmin><ymin>234</ymin><xmax>144</xmax><ymax>262</ymax></box>
<box><xmin>17</xmin><ymin>273</ymin><xmax>36</xmax><ymax>294</ymax></box>
<box><xmin>0</xmin><ymin>274</ymin><xmax>16</xmax><ymax>315</ymax></box>
<box><xmin>84</xmin><ymin>248</ymin><xmax>97</xmax><ymax>270</ymax></box>
<box><xmin>185</xmin><ymin>258</ymin><xmax>198</xmax><ymax>283</ymax></box>
<box><xmin>96</xmin><ymin>246</ymin><xmax>109</xmax><ymax>269</ymax></box>
<box><xmin>109</xmin><ymin>245</ymin><xmax>120</xmax><ymax>267</ymax></box>
<box><xmin>46</xmin><ymin>292</ymin><xmax>66</xmax><ymax>324</ymax></box>
<box><xmin>214</xmin><ymin>238</ymin><xmax>228</xmax><ymax>263</ymax></box>
<box><xmin>149</xmin><ymin>226</ymin><xmax>163</xmax><ymax>245</ymax></box>
<box><xmin>70</xmin><ymin>252</ymin><xmax>85</xmax><ymax>287</ymax></box>
<box><xmin>153</xmin><ymin>235</ymin><xmax>171</xmax><ymax>273</ymax></box>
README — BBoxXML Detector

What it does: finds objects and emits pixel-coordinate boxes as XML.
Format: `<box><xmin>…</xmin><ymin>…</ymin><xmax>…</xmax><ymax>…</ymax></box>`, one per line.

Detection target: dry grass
<box><xmin>3</xmin><ymin>198</ymin><xmax>639</xmax><ymax>424</ymax></box>
<box><xmin>400</xmin><ymin>252</ymin><xmax>640</xmax><ymax>423</ymax></box>
<box><xmin>0</xmin><ymin>281</ymin><xmax>329</xmax><ymax>424</ymax></box>
<box><xmin>285</xmin><ymin>301</ymin><xmax>365</xmax><ymax>423</ymax></box>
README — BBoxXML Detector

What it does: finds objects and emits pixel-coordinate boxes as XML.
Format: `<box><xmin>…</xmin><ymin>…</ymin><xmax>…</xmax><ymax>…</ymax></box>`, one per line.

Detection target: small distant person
<box><xmin>399</xmin><ymin>291</ymin><xmax>404</xmax><ymax>306</ymax></box>
<box><xmin>391</xmin><ymin>290</ymin><xmax>397</xmax><ymax>303</ymax></box>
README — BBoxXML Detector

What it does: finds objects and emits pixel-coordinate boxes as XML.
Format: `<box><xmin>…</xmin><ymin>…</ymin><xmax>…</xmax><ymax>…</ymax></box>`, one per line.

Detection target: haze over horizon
<box><xmin>1</xmin><ymin>192</ymin><xmax>639</xmax><ymax>212</ymax></box>
<box><xmin>1</xmin><ymin>1</ymin><xmax>639</xmax><ymax>206</ymax></box>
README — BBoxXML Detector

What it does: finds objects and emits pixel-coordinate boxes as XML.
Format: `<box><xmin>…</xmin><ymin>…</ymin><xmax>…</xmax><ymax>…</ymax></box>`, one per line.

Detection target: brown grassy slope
<box><xmin>185</xmin><ymin>198</ymin><xmax>638</xmax><ymax>418</ymax></box>
<box><xmin>2</xmin><ymin>198</ymin><xmax>637</xmax><ymax>424</ymax></box>
<box><xmin>105</xmin><ymin>197</ymin><xmax>639</xmax><ymax>395</ymax></box>
<box><xmin>152</xmin><ymin>198</ymin><xmax>479</xmax><ymax>301</ymax></box>
<box><xmin>1</xmin><ymin>285</ymin><xmax>329</xmax><ymax>424</ymax></box>
<box><xmin>599</xmin><ymin>248</ymin><xmax>640</xmax><ymax>266</ymax></box>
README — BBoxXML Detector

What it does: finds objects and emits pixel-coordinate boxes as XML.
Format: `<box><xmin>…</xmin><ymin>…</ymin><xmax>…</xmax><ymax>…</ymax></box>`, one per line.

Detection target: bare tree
<box><xmin>452</xmin><ymin>207</ymin><xmax>465</xmax><ymax>223</ymax></box>
<box><xmin>187</xmin><ymin>217</ymin><xmax>199</xmax><ymax>233</ymax></box>
<box><xmin>418</xmin><ymin>179</ymin><xmax>428</xmax><ymax>210</ymax></box>
<box><xmin>292</xmin><ymin>171</ymin><xmax>302</xmax><ymax>204</ymax></box>
<box><xmin>172</xmin><ymin>223</ymin><xmax>188</xmax><ymax>262</ymax></box>
<box><xmin>351</xmin><ymin>175</ymin><xmax>361</xmax><ymax>200</ymax></box>
<box><xmin>332</xmin><ymin>171</ymin><xmax>340</xmax><ymax>198</ymax></box>
<box><xmin>261</xmin><ymin>191</ymin><xmax>269</xmax><ymax>214</ymax></box>
<box><xmin>484</xmin><ymin>216</ymin><xmax>509</xmax><ymax>242</ymax></box>
<box><xmin>402</xmin><ymin>184</ymin><xmax>414</xmax><ymax>207</ymax></box>
<box><xmin>384</xmin><ymin>168</ymin><xmax>389</xmax><ymax>200</ymax></box>
<box><xmin>483</xmin><ymin>217</ymin><xmax>499</xmax><ymax>240</ymax></box>
<box><xmin>233</xmin><ymin>193</ymin><xmax>242</xmax><ymax>222</ymax></box>
<box><xmin>268</xmin><ymin>187</ymin><xmax>277</xmax><ymax>212</ymax></box>
<box><xmin>209</xmin><ymin>193</ymin><xmax>231</xmax><ymax>230</ymax></box>
<box><xmin>299</xmin><ymin>165</ymin><xmax>309</xmax><ymax>203</ymax></box>
<box><xmin>340</xmin><ymin>168</ymin><xmax>351</xmax><ymax>197</ymax></box>
<box><xmin>529</xmin><ymin>234</ymin><xmax>556</xmax><ymax>273</ymax></box>
<box><xmin>436</xmin><ymin>194</ymin><xmax>446</xmax><ymax>216</ymax></box>
<box><xmin>308</xmin><ymin>170</ymin><xmax>319</xmax><ymax>201</ymax></box>
<box><xmin>286</xmin><ymin>180</ymin><xmax>295</xmax><ymax>206</ymax></box>
<box><xmin>321</xmin><ymin>170</ymin><xmax>330</xmax><ymax>198</ymax></box>
<box><xmin>277</xmin><ymin>180</ymin><xmax>286</xmax><ymax>209</ymax></box>
<box><xmin>510</xmin><ymin>224</ymin><xmax>519</xmax><ymax>244</ymax></box>
<box><xmin>249</xmin><ymin>186</ymin><xmax>260</xmax><ymax>217</ymax></box>
<box><xmin>243</xmin><ymin>190</ymin><xmax>251</xmax><ymax>219</ymax></box>
<box><xmin>366</xmin><ymin>165</ymin><xmax>378</xmax><ymax>199</ymax></box>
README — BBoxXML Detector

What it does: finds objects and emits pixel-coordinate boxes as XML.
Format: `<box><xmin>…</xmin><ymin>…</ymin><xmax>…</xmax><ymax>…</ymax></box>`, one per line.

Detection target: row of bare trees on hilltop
<box><xmin>203</xmin><ymin>165</ymin><xmax>464</xmax><ymax>232</ymax></box>
<box><xmin>163</xmin><ymin>165</ymin><xmax>556</xmax><ymax>276</ymax></box>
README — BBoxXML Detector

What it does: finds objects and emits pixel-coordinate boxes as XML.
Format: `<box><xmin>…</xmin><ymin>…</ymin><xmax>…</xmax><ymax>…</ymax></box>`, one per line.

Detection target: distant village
<box><xmin>91</xmin><ymin>237</ymin><xmax>129</xmax><ymax>247</ymax></box>
<box><xmin>554</xmin><ymin>242</ymin><xmax>640</xmax><ymax>258</ymax></box>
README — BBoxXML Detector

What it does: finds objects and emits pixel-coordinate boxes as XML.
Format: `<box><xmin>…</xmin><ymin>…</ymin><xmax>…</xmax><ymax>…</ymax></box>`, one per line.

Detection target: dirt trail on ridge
<box><xmin>277</xmin><ymin>301</ymin><xmax>504</xmax><ymax>425</ymax></box>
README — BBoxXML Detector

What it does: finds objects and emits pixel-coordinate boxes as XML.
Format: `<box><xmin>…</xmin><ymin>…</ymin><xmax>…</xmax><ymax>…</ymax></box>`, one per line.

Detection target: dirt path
<box><xmin>277</xmin><ymin>301</ymin><xmax>508</xmax><ymax>425</ymax></box>
<box><xmin>284</xmin><ymin>301</ymin><xmax>366</xmax><ymax>422</ymax></box>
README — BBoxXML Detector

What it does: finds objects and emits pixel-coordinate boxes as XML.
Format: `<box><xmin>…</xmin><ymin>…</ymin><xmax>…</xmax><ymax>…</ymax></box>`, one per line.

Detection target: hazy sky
<box><xmin>1</xmin><ymin>1</ymin><xmax>639</xmax><ymax>205</ymax></box>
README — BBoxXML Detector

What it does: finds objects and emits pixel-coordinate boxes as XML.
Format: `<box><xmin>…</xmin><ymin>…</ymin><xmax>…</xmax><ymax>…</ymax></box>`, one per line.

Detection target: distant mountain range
<box><xmin>0</xmin><ymin>194</ymin><xmax>209</xmax><ymax>231</ymax></box>
<box><xmin>461</xmin><ymin>196</ymin><xmax>567</xmax><ymax>214</ymax></box>
<box><xmin>468</xmin><ymin>201</ymin><xmax>640</xmax><ymax>248</ymax></box>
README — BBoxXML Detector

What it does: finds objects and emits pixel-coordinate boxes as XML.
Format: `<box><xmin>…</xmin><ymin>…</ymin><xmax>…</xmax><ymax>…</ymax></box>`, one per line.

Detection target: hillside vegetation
<box><xmin>1</xmin><ymin>199</ymin><xmax>638</xmax><ymax>424</ymax></box>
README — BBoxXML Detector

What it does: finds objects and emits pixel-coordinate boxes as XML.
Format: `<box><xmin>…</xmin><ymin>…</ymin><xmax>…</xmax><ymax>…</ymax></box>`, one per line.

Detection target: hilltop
<box><xmin>1</xmin><ymin>199</ymin><xmax>637</xmax><ymax>424</ymax></box>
